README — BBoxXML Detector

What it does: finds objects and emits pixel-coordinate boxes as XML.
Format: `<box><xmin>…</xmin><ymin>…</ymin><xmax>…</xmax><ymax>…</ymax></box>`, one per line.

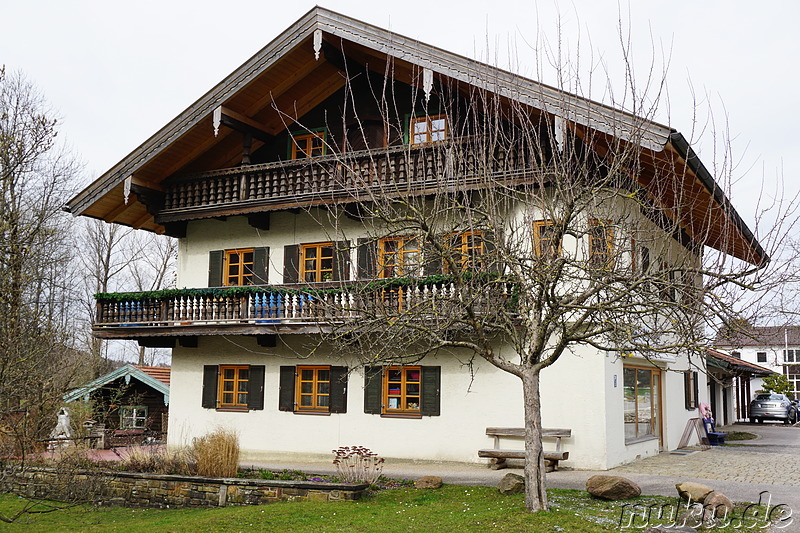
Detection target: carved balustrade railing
<box><xmin>159</xmin><ymin>139</ymin><xmax>538</xmax><ymax>219</ymax></box>
<box><xmin>94</xmin><ymin>280</ymin><xmax>512</xmax><ymax>329</ymax></box>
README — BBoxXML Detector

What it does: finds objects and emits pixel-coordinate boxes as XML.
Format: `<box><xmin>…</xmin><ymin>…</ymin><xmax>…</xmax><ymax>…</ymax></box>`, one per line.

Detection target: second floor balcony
<box><xmin>156</xmin><ymin>139</ymin><xmax>541</xmax><ymax>224</ymax></box>
<box><xmin>93</xmin><ymin>277</ymin><xmax>512</xmax><ymax>340</ymax></box>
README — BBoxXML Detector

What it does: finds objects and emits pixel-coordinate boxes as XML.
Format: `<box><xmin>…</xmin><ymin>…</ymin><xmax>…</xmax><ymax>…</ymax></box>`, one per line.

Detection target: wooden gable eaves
<box><xmin>63</xmin><ymin>364</ymin><xmax>171</xmax><ymax>406</ymax></box>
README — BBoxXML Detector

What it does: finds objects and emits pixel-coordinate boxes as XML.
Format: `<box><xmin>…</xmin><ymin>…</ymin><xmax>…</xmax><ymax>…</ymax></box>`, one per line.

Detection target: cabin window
<box><xmin>623</xmin><ymin>366</ymin><xmax>661</xmax><ymax>442</ymax></box>
<box><xmin>533</xmin><ymin>220</ymin><xmax>560</xmax><ymax>258</ymax></box>
<box><xmin>201</xmin><ymin>365</ymin><xmax>265</xmax><ymax>411</ymax></box>
<box><xmin>588</xmin><ymin>219</ymin><xmax>614</xmax><ymax>268</ymax></box>
<box><xmin>301</xmin><ymin>242</ymin><xmax>335</xmax><ymax>282</ymax></box>
<box><xmin>225</xmin><ymin>248</ymin><xmax>255</xmax><ymax>286</ymax></box>
<box><xmin>410</xmin><ymin>115</ymin><xmax>447</xmax><ymax>145</ymax></box>
<box><xmin>120</xmin><ymin>406</ymin><xmax>148</xmax><ymax>429</ymax></box>
<box><xmin>378</xmin><ymin>237</ymin><xmax>423</xmax><ymax>278</ymax></box>
<box><xmin>278</xmin><ymin>366</ymin><xmax>348</xmax><ymax>413</ymax></box>
<box><xmin>363</xmin><ymin>366</ymin><xmax>441</xmax><ymax>417</ymax></box>
<box><xmin>291</xmin><ymin>131</ymin><xmax>326</xmax><ymax>159</ymax></box>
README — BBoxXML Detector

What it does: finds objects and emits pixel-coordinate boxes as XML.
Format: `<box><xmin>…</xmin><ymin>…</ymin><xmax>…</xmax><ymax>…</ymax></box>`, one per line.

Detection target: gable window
<box><xmin>364</xmin><ymin>366</ymin><xmax>440</xmax><ymax>417</ymax></box>
<box><xmin>291</xmin><ymin>131</ymin><xmax>325</xmax><ymax>159</ymax></box>
<box><xmin>378</xmin><ymin>237</ymin><xmax>422</xmax><ymax>278</ymax></box>
<box><xmin>533</xmin><ymin>220</ymin><xmax>560</xmax><ymax>258</ymax></box>
<box><xmin>201</xmin><ymin>365</ymin><xmax>265</xmax><ymax>411</ymax></box>
<box><xmin>623</xmin><ymin>366</ymin><xmax>661</xmax><ymax>442</ymax></box>
<box><xmin>208</xmin><ymin>248</ymin><xmax>269</xmax><ymax>287</ymax></box>
<box><xmin>120</xmin><ymin>406</ymin><xmax>148</xmax><ymax>429</ymax></box>
<box><xmin>757</xmin><ymin>351</ymin><xmax>767</xmax><ymax>363</ymax></box>
<box><xmin>278</xmin><ymin>366</ymin><xmax>348</xmax><ymax>414</ymax></box>
<box><xmin>410</xmin><ymin>115</ymin><xmax>447</xmax><ymax>145</ymax></box>
<box><xmin>588</xmin><ymin>220</ymin><xmax>614</xmax><ymax>268</ymax></box>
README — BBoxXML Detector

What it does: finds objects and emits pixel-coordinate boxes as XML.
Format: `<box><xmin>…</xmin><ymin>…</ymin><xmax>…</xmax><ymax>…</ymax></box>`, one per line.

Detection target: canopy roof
<box><xmin>65</xmin><ymin>6</ymin><xmax>765</xmax><ymax>266</ymax></box>
<box><xmin>706</xmin><ymin>349</ymin><xmax>774</xmax><ymax>377</ymax></box>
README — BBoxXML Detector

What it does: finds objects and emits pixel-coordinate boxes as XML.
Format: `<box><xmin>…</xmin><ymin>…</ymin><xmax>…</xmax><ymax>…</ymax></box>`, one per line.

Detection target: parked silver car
<box><xmin>749</xmin><ymin>393</ymin><xmax>798</xmax><ymax>424</ymax></box>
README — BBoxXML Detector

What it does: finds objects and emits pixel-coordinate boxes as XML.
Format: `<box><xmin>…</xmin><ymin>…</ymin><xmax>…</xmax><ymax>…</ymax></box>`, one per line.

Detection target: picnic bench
<box><xmin>478</xmin><ymin>427</ymin><xmax>572</xmax><ymax>472</ymax></box>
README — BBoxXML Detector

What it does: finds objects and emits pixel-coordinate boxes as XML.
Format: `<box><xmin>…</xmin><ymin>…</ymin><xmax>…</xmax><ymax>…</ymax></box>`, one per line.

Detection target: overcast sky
<box><xmin>3</xmin><ymin>0</ymin><xmax>798</xmax><ymax>228</ymax></box>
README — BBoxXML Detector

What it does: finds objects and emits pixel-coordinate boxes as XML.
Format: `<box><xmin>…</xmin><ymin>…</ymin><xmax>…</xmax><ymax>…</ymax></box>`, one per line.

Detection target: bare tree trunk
<box><xmin>521</xmin><ymin>367</ymin><xmax>547</xmax><ymax>512</ymax></box>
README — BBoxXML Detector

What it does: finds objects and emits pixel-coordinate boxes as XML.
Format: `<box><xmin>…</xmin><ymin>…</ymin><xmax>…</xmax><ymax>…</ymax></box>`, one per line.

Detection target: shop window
<box><xmin>623</xmin><ymin>366</ymin><xmax>661</xmax><ymax>441</ymax></box>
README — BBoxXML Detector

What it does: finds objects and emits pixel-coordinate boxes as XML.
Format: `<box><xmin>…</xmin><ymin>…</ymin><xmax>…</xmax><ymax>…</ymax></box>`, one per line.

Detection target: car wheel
<box><xmin>784</xmin><ymin>418</ymin><xmax>791</xmax><ymax>425</ymax></box>
<box><xmin>757</xmin><ymin>418</ymin><xmax>764</xmax><ymax>423</ymax></box>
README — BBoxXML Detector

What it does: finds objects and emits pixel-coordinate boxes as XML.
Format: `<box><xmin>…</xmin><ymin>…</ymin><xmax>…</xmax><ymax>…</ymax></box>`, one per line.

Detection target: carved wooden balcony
<box><xmin>93</xmin><ymin>278</ymin><xmax>511</xmax><ymax>339</ymax></box>
<box><xmin>157</xmin><ymin>140</ymin><xmax>539</xmax><ymax>224</ymax></box>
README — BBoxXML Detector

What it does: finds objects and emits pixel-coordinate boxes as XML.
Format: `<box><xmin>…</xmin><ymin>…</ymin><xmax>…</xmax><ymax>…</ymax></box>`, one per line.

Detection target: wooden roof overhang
<box><xmin>65</xmin><ymin>6</ymin><xmax>765</xmax><ymax>266</ymax></box>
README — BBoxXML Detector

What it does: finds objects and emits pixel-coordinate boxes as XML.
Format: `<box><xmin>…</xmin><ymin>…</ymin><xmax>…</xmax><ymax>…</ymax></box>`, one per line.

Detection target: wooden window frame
<box><xmin>120</xmin><ymin>405</ymin><xmax>148</xmax><ymax>430</ymax></box>
<box><xmin>300</xmin><ymin>242</ymin><xmax>335</xmax><ymax>283</ymax></box>
<box><xmin>224</xmin><ymin>248</ymin><xmax>255</xmax><ymax>286</ymax></box>
<box><xmin>684</xmin><ymin>370</ymin><xmax>699</xmax><ymax>410</ymax></box>
<box><xmin>290</xmin><ymin>131</ymin><xmax>326</xmax><ymax>159</ymax></box>
<box><xmin>410</xmin><ymin>115</ymin><xmax>448</xmax><ymax>145</ymax></box>
<box><xmin>378</xmin><ymin>236</ymin><xmax>423</xmax><ymax>278</ymax></box>
<box><xmin>623</xmin><ymin>365</ymin><xmax>662</xmax><ymax>443</ymax></box>
<box><xmin>533</xmin><ymin>220</ymin><xmax>560</xmax><ymax>258</ymax></box>
<box><xmin>447</xmin><ymin>231</ymin><xmax>485</xmax><ymax>272</ymax></box>
<box><xmin>383</xmin><ymin>366</ymin><xmax>422</xmax><ymax>415</ymax></box>
<box><xmin>218</xmin><ymin>365</ymin><xmax>250</xmax><ymax>410</ymax></box>
<box><xmin>295</xmin><ymin>365</ymin><xmax>331</xmax><ymax>413</ymax></box>
<box><xmin>588</xmin><ymin>219</ymin><xmax>615</xmax><ymax>269</ymax></box>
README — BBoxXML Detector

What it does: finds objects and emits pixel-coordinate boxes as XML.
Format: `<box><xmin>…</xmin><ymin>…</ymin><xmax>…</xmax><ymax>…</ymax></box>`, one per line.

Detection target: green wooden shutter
<box><xmin>208</xmin><ymin>250</ymin><xmax>224</xmax><ymax>287</ymax></box>
<box><xmin>333</xmin><ymin>240</ymin><xmax>351</xmax><ymax>281</ymax></box>
<box><xmin>278</xmin><ymin>366</ymin><xmax>295</xmax><ymax>411</ymax></box>
<box><xmin>283</xmin><ymin>245</ymin><xmax>300</xmax><ymax>284</ymax></box>
<box><xmin>248</xmin><ymin>365</ymin><xmax>265</xmax><ymax>410</ymax></box>
<box><xmin>201</xmin><ymin>365</ymin><xmax>219</xmax><ymax>408</ymax></box>
<box><xmin>356</xmin><ymin>238</ymin><xmax>377</xmax><ymax>280</ymax></box>
<box><xmin>252</xmin><ymin>247</ymin><xmax>269</xmax><ymax>285</ymax></box>
<box><xmin>329</xmin><ymin>366</ymin><xmax>348</xmax><ymax>413</ymax></box>
<box><xmin>420</xmin><ymin>366</ymin><xmax>441</xmax><ymax>416</ymax></box>
<box><xmin>363</xmin><ymin>366</ymin><xmax>382</xmax><ymax>414</ymax></box>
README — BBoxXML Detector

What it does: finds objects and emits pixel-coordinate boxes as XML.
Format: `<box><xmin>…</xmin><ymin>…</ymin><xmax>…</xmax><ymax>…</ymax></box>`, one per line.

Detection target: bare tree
<box><xmin>0</xmin><ymin>67</ymin><xmax>91</xmax><ymax>457</ymax></box>
<box><xmin>277</xmin><ymin>47</ymin><xmax>793</xmax><ymax>512</ymax></box>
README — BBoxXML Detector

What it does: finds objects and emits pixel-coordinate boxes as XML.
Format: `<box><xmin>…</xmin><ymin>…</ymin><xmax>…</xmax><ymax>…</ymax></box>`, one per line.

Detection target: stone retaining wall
<box><xmin>2</xmin><ymin>467</ymin><xmax>368</xmax><ymax>508</ymax></box>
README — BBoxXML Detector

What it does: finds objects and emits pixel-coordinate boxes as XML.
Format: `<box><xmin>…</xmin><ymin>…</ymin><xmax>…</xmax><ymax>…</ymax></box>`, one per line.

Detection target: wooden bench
<box><xmin>478</xmin><ymin>427</ymin><xmax>572</xmax><ymax>472</ymax></box>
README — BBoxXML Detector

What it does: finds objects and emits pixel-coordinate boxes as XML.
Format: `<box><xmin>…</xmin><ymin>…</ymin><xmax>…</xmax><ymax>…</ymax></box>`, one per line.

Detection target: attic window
<box><xmin>410</xmin><ymin>115</ymin><xmax>447</xmax><ymax>145</ymax></box>
<box><xmin>291</xmin><ymin>132</ymin><xmax>325</xmax><ymax>159</ymax></box>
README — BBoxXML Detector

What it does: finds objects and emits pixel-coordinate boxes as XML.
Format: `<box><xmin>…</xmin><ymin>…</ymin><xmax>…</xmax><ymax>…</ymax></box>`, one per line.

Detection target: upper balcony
<box><xmin>155</xmin><ymin>139</ymin><xmax>541</xmax><ymax>226</ymax></box>
<box><xmin>93</xmin><ymin>278</ymin><xmax>512</xmax><ymax>341</ymax></box>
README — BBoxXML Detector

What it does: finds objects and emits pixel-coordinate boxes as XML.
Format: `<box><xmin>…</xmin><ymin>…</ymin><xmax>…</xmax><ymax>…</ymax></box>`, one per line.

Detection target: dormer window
<box><xmin>291</xmin><ymin>131</ymin><xmax>325</xmax><ymax>159</ymax></box>
<box><xmin>410</xmin><ymin>115</ymin><xmax>447</xmax><ymax>145</ymax></box>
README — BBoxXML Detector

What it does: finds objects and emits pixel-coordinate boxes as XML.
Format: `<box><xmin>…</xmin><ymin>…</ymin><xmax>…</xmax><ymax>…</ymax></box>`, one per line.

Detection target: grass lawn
<box><xmin>0</xmin><ymin>486</ymin><xmax>776</xmax><ymax>532</ymax></box>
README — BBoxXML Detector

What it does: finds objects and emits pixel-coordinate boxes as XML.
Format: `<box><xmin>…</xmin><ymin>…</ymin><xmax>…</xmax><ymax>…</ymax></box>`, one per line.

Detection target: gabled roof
<box><xmin>706</xmin><ymin>349</ymin><xmax>774</xmax><ymax>377</ymax></box>
<box><xmin>715</xmin><ymin>325</ymin><xmax>800</xmax><ymax>348</ymax></box>
<box><xmin>64</xmin><ymin>6</ymin><xmax>765</xmax><ymax>266</ymax></box>
<box><xmin>64</xmin><ymin>364</ymin><xmax>171</xmax><ymax>405</ymax></box>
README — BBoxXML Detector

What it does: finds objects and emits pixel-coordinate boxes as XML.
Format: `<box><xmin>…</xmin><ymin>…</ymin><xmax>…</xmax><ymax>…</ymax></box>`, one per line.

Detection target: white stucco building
<box><xmin>67</xmin><ymin>8</ymin><xmax>765</xmax><ymax>470</ymax></box>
